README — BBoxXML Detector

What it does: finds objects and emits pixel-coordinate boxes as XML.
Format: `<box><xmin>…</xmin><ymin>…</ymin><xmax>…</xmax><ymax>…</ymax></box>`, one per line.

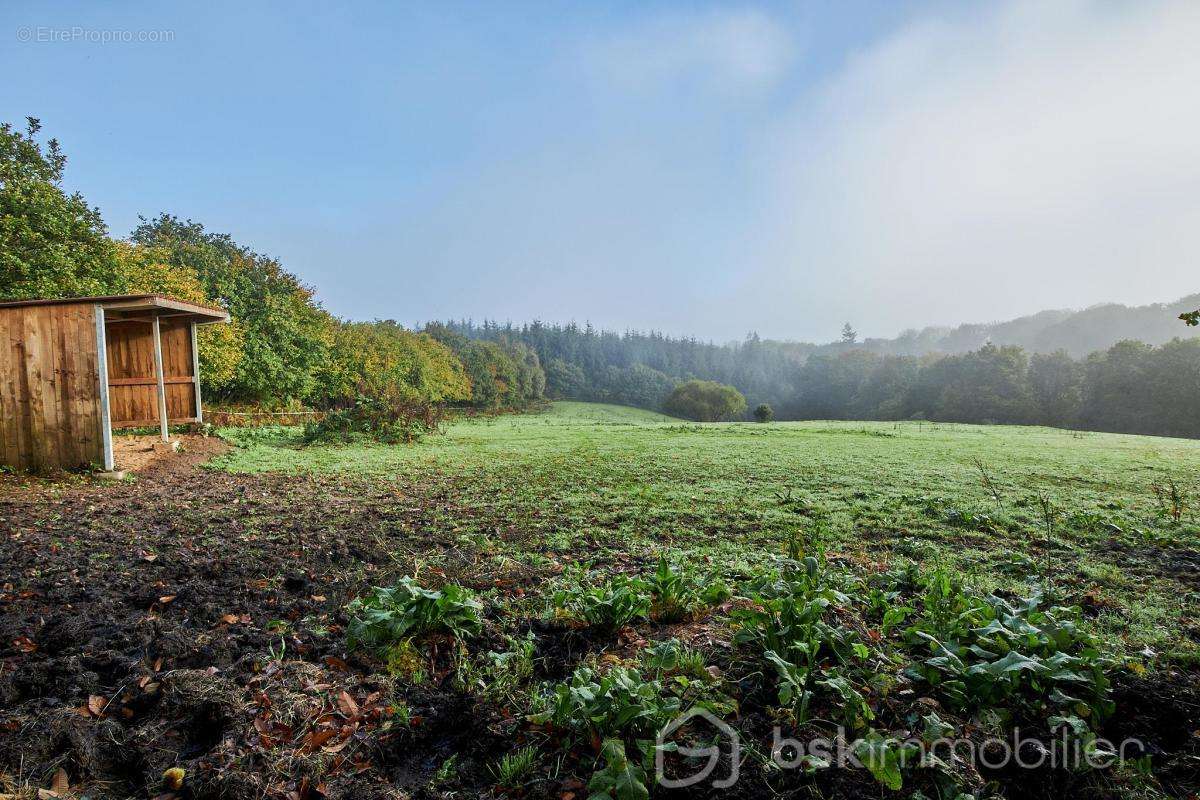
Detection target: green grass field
<box><xmin>215</xmin><ymin>401</ymin><xmax>1200</xmax><ymax>658</ymax></box>
<box><xmin>9</xmin><ymin>400</ymin><xmax>1192</xmax><ymax>799</ymax></box>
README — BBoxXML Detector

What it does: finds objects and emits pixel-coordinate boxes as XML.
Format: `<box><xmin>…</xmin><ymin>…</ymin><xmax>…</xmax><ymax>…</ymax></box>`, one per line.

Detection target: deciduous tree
<box><xmin>663</xmin><ymin>380</ymin><xmax>746</xmax><ymax>422</ymax></box>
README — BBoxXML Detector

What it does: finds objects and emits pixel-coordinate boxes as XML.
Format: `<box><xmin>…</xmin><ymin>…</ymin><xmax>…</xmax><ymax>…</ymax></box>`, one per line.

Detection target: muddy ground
<box><xmin>0</xmin><ymin>442</ymin><xmax>1197</xmax><ymax>800</ymax></box>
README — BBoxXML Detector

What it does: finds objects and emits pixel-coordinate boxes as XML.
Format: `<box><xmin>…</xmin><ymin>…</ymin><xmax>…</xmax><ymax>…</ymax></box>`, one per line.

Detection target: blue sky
<box><xmin>4</xmin><ymin>1</ymin><xmax>1198</xmax><ymax>341</ymax></box>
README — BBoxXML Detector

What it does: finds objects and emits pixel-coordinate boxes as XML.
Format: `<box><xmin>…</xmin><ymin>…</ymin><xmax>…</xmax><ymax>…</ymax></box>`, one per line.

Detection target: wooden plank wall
<box><xmin>105</xmin><ymin>318</ymin><xmax>197</xmax><ymax>427</ymax></box>
<box><xmin>0</xmin><ymin>304</ymin><xmax>105</xmax><ymax>471</ymax></box>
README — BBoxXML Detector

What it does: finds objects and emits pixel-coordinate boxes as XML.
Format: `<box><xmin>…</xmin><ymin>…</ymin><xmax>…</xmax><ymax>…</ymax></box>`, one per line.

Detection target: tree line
<box><xmin>0</xmin><ymin>118</ymin><xmax>543</xmax><ymax>414</ymax></box>
<box><xmin>789</xmin><ymin>341</ymin><xmax>1200</xmax><ymax>437</ymax></box>
<box><xmin>439</xmin><ymin>320</ymin><xmax>1200</xmax><ymax>438</ymax></box>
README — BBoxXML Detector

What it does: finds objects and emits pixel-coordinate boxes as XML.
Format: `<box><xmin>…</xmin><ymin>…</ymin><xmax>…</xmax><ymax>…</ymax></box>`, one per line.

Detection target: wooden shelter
<box><xmin>0</xmin><ymin>295</ymin><xmax>229</xmax><ymax>471</ymax></box>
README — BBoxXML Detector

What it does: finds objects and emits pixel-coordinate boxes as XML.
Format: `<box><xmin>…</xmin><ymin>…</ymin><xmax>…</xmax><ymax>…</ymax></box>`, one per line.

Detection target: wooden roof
<box><xmin>0</xmin><ymin>294</ymin><xmax>229</xmax><ymax>324</ymax></box>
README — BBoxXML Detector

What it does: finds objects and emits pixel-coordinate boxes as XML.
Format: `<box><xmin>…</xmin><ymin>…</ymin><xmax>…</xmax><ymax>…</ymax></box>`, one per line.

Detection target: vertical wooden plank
<box><xmin>165</xmin><ymin>382</ymin><xmax>193</xmax><ymax>419</ymax></box>
<box><xmin>21</xmin><ymin>307</ymin><xmax>50</xmax><ymax>470</ymax></box>
<box><xmin>95</xmin><ymin>306</ymin><xmax>114</xmax><ymax>471</ymax></box>
<box><xmin>10</xmin><ymin>310</ymin><xmax>33</xmax><ymax>469</ymax></box>
<box><xmin>161</xmin><ymin>321</ymin><xmax>185</xmax><ymax>376</ymax></box>
<box><xmin>60</xmin><ymin>305</ymin><xmax>79</xmax><ymax>466</ymax></box>
<box><xmin>17</xmin><ymin>309</ymin><xmax>36</xmax><ymax>469</ymax></box>
<box><xmin>42</xmin><ymin>307</ymin><xmax>66</xmax><ymax>467</ymax></box>
<box><xmin>191</xmin><ymin>322</ymin><xmax>203</xmax><ymax>422</ymax></box>
<box><xmin>64</xmin><ymin>304</ymin><xmax>101</xmax><ymax>467</ymax></box>
<box><xmin>0</xmin><ymin>309</ymin><xmax>18</xmax><ymax>468</ymax></box>
<box><xmin>51</xmin><ymin>307</ymin><xmax>71</xmax><ymax>465</ymax></box>
<box><xmin>152</xmin><ymin>315</ymin><xmax>169</xmax><ymax>441</ymax></box>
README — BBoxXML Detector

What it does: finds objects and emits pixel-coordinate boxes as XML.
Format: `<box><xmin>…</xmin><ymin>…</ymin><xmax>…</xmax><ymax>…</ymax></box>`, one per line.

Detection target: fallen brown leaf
<box><xmin>51</xmin><ymin>767</ymin><xmax>69</xmax><ymax>793</ymax></box>
<box><xmin>307</xmin><ymin>729</ymin><xmax>337</xmax><ymax>750</ymax></box>
<box><xmin>323</xmin><ymin>735</ymin><xmax>352</xmax><ymax>754</ymax></box>
<box><xmin>337</xmin><ymin>691</ymin><xmax>359</xmax><ymax>718</ymax></box>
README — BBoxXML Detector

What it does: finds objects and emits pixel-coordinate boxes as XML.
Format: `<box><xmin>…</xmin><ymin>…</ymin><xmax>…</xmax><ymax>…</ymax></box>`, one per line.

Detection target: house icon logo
<box><xmin>655</xmin><ymin>708</ymin><xmax>740</xmax><ymax>789</ymax></box>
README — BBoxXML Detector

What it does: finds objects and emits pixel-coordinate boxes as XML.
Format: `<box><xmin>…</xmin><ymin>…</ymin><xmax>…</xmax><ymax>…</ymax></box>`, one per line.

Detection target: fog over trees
<box><xmin>436</xmin><ymin>309</ymin><xmax>1200</xmax><ymax>438</ymax></box>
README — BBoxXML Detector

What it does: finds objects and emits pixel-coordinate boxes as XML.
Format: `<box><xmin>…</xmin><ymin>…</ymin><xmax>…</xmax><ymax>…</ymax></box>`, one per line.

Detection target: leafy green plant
<box><xmin>346</xmin><ymin>576</ymin><xmax>482</xmax><ymax>653</ymax></box>
<box><xmin>646</xmin><ymin>556</ymin><xmax>730</xmax><ymax>623</ymax></box>
<box><xmin>641</xmin><ymin>638</ymin><xmax>709</xmax><ymax>680</ymax></box>
<box><xmin>1049</xmin><ymin>714</ymin><xmax>1120</xmax><ymax>770</ymax></box>
<box><xmin>1151</xmin><ymin>476</ymin><xmax>1191</xmax><ymax>523</ymax></box>
<box><xmin>901</xmin><ymin>578</ymin><xmax>1114</xmax><ymax>722</ymax></box>
<box><xmin>553</xmin><ymin>572</ymin><xmax>652</xmax><ymax>632</ymax></box>
<box><xmin>817</xmin><ymin>673</ymin><xmax>875</xmax><ymax>732</ymax></box>
<box><xmin>432</xmin><ymin>754</ymin><xmax>459</xmax><ymax>786</ymax></box>
<box><xmin>734</xmin><ymin>558</ymin><xmax>865</xmax><ymax>724</ymax></box>
<box><xmin>588</xmin><ymin>738</ymin><xmax>649</xmax><ymax>800</ymax></box>
<box><xmin>455</xmin><ymin>634</ymin><xmax>536</xmax><ymax>706</ymax></box>
<box><xmin>532</xmin><ymin>666</ymin><xmax>687</xmax><ymax>800</ymax></box>
<box><xmin>853</xmin><ymin>730</ymin><xmax>909</xmax><ymax>790</ymax></box>
<box><xmin>530</xmin><ymin>665</ymin><xmax>682</xmax><ymax>743</ymax></box>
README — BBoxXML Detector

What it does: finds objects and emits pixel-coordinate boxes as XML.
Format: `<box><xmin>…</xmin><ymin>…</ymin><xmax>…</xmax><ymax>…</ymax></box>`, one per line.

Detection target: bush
<box><xmin>318</xmin><ymin>321</ymin><xmax>471</xmax><ymax>409</ymax></box>
<box><xmin>346</xmin><ymin>577</ymin><xmax>482</xmax><ymax>653</ymax></box>
<box><xmin>754</xmin><ymin>403</ymin><xmax>774</xmax><ymax>423</ymax></box>
<box><xmin>662</xmin><ymin>379</ymin><xmax>747</xmax><ymax>422</ymax></box>
<box><xmin>303</xmin><ymin>395</ymin><xmax>447</xmax><ymax>444</ymax></box>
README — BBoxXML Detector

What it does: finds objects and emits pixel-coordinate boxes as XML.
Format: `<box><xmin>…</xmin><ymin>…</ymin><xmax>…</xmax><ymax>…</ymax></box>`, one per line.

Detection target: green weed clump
<box><xmin>588</xmin><ymin>738</ymin><xmax>649</xmax><ymax>800</ymax></box>
<box><xmin>552</xmin><ymin>557</ymin><xmax>732</xmax><ymax>631</ymax></box>
<box><xmin>641</xmin><ymin>638</ymin><xmax>709</xmax><ymax>680</ymax></box>
<box><xmin>900</xmin><ymin>571</ymin><xmax>1114</xmax><ymax>721</ymax></box>
<box><xmin>645</xmin><ymin>555</ymin><xmax>731</xmax><ymax>622</ymax></box>
<box><xmin>346</xmin><ymin>576</ymin><xmax>482</xmax><ymax>653</ymax></box>
<box><xmin>553</xmin><ymin>572</ymin><xmax>652</xmax><ymax>632</ymax></box>
<box><xmin>531</xmin><ymin>665</ymin><xmax>682</xmax><ymax>742</ymax></box>
<box><xmin>531</xmin><ymin>662</ymin><xmax>702</xmax><ymax>800</ymax></box>
<box><xmin>455</xmin><ymin>634</ymin><xmax>537</xmax><ymax>707</ymax></box>
<box><xmin>489</xmin><ymin>745</ymin><xmax>538</xmax><ymax>789</ymax></box>
<box><xmin>733</xmin><ymin>557</ymin><xmax>869</xmax><ymax>727</ymax></box>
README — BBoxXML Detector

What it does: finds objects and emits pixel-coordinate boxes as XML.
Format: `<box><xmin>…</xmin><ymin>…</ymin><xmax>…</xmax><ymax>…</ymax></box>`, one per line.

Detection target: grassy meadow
<box><xmin>216</xmin><ymin>401</ymin><xmax>1200</xmax><ymax>660</ymax></box>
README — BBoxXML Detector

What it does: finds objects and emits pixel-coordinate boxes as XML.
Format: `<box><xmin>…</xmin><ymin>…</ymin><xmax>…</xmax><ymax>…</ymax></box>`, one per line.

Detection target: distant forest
<box><xmin>433</xmin><ymin>297</ymin><xmax>1200</xmax><ymax>438</ymax></box>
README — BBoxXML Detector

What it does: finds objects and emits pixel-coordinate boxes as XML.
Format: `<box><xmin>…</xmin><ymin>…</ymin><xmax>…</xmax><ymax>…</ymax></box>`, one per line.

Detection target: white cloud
<box><xmin>751</xmin><ymin>0</ymin><xmax>1200</xmax><ymax>337</ymax></box>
